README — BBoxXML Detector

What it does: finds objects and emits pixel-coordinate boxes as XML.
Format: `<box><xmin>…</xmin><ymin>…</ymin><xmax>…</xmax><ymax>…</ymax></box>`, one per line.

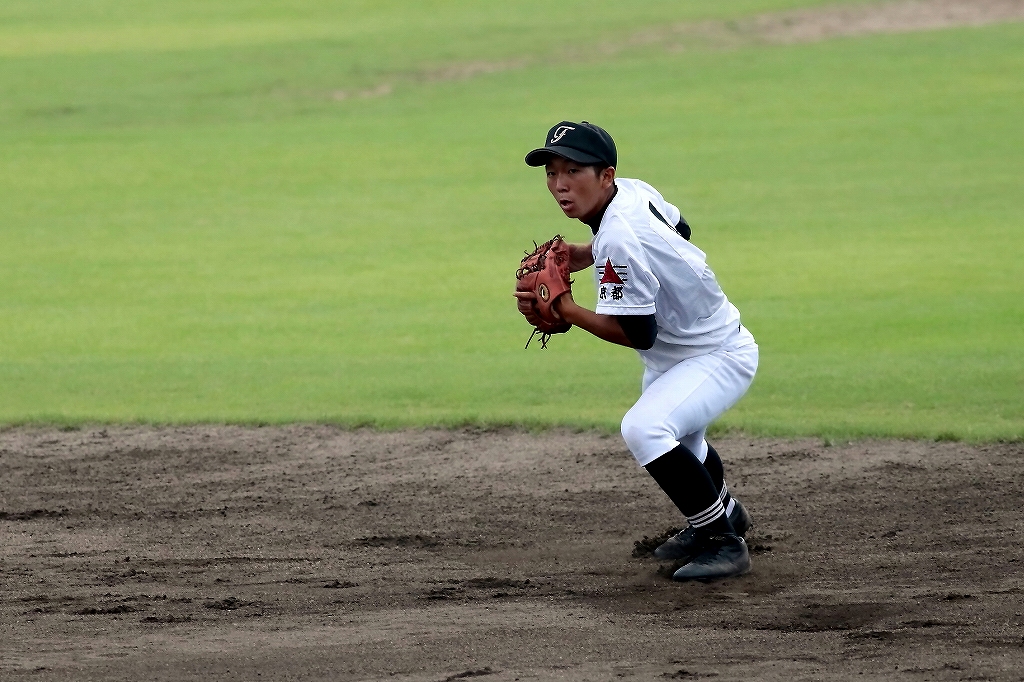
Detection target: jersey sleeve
<box><xmin>592</xmin><ymin>228</ymin><xmax>659</xmax><ymax>316</ymax></box>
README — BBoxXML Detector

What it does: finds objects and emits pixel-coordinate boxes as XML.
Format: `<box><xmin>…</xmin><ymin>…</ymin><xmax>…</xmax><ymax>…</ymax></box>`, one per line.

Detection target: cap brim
<box><xmin>524</xmin><ymin>146</ymin><xmax>604</xmax><ymax>167</ymax></box>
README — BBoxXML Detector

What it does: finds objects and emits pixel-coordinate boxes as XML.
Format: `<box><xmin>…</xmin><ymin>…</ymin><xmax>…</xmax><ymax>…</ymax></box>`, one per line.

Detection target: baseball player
<box><xmin>516</xmin><ymin>121</ymin><xmax>759</xmax><ymax>580</ymax></box>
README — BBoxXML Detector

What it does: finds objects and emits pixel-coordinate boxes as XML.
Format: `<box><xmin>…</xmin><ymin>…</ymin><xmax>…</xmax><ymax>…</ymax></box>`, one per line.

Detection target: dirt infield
<box><xmin>1</xmin><ymin>427</ymin><xmax>1022</xmax><ymax>681</ymax></box>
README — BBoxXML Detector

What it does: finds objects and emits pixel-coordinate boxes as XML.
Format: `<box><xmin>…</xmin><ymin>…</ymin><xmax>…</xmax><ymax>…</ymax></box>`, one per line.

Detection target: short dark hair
<box><xmin>540</xmin><ymin>157</ymin><xmax>611</xmax><ymax>175</ymax></box>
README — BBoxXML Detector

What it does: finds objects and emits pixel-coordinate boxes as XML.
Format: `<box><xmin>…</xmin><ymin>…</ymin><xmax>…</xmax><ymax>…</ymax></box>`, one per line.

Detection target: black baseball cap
<box><xmin>525</xmin><ymin>120</ymin><xmax>617</xmax><ymax>168</ymax></box>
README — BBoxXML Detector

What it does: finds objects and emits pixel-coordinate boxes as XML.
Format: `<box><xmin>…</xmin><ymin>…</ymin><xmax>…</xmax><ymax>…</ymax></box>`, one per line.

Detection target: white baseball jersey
<box><xmin>591</xmin><ymin>178</ymin><xmax>744</xmax><ymax>373</ymax></box>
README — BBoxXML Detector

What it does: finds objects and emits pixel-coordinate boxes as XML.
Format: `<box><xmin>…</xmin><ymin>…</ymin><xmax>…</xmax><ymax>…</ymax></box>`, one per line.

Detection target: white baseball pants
<box><xmin>620</xmin><ymin>327</ymin><xmax>758</xmax><ymax>467</ymax></box>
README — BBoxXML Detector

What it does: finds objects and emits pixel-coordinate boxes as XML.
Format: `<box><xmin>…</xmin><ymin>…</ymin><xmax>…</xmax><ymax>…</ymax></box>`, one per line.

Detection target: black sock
<box><xmin>645</xmin><ymin>444</ymin><xmax>735</xmax><ymax>536</ymax></box>
<box><xmin>704</xmin><ymin>443</ymin><xmax>733</xmax><ymax>512</ymax></box>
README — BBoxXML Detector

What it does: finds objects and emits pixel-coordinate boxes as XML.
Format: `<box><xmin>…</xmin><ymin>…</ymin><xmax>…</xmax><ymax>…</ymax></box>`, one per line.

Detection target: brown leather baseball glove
<box><xmin>515</xmin><ymin>235</ymin><xmax>572</xmax><ymax>348</ymax></box>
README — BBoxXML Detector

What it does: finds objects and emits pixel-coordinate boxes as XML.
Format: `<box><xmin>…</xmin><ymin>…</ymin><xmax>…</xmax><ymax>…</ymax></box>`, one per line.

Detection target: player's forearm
<box><xmin>555</xmin><ymin>296</ymin><xmax>634</xmax><ymax>348</ymax></box>
<box><xmin>568</xmin><ymin>241</ymin><xmax>594</xmax><ymax>273</ymax></box>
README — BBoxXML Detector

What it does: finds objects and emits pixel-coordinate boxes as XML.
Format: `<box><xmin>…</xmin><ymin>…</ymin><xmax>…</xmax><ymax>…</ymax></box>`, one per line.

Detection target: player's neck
<box><xmin>582</xmin><ymin>184</ymin><xmax>618</xmax><ymax>235</ymax></box>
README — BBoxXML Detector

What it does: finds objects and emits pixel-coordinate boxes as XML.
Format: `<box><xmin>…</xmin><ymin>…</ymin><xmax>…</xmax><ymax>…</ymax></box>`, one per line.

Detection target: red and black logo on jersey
<box><xmin>599</xmin><ymin>259</ymin><xmax>628</xmax><ymax>301</ymax></box>
<box><xmin>599</xmin><ymin>259</ymin><xmax>628</xmax><ymax>284</ymax></box>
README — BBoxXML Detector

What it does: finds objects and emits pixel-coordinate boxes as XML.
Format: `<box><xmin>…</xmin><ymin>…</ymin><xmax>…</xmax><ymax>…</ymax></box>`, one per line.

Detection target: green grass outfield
<box><xmin>1</xmin><ymin>1</ymin><xmax>1022</xmax><ymax>439</ymax></box>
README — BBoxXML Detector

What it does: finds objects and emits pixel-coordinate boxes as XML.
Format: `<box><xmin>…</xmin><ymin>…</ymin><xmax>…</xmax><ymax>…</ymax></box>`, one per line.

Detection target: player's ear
<box><xmin>601</xmin><ymin>166</ymin><xmax>616</xmax><ymax>187</ymax></box>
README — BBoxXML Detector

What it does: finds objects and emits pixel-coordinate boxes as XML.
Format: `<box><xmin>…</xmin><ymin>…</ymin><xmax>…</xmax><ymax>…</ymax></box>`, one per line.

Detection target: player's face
<box><xmin>545</xmin><ymin>157</ymin><xmax>615</xmax><ymax>221</ymax></box>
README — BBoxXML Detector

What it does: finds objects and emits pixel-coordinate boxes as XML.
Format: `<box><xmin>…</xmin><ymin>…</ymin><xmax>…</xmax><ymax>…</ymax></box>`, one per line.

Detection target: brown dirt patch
<box><xmin>682</xmin><ymin>0</ymin><xmax>1024</xmax><ymax>47</ymax></box>
<box><xmin>333</xmin><ymin>0</ymin><xmax>1024</xmax><ymax>100</ymax></box>
<box><xmin>2</xmin><ymin>426</ymin><xmax>1022</xmax><ymax>680</ymax></box>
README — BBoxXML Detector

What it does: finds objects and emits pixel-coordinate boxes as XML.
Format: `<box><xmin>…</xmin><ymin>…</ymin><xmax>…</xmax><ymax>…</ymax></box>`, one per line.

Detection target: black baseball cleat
<box><xmin>730</xmin><ymin>497</ymin><xmax>752</xmax><ymax>537</ymax></box>
<box><xmin>652</xmin><ymin>498</ymin><xmax>752</xmax><ymax>561</ymax></box>
<box><xmin>671</xmin><ymin>534</ymin><xmax>750</xmax><ymax>581</ymax></box>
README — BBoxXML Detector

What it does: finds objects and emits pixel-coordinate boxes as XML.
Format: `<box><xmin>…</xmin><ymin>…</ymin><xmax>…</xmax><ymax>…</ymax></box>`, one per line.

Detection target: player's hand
<box><xmin>513</xmin><ymin>290</ymin><xmax>543</xmax><ymax>327</ymax></box>
<box><xmin>551</xmin><ymin>290</ymin><xmax>575</xmax><ymax>322</ymax></box>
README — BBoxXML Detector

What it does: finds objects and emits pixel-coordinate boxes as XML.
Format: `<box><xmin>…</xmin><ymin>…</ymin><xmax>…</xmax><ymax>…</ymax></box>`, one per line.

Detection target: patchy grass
<box><xmin>0</xmin><ymin>3</ymin><xmax>1021</xmax><ymax>439</ymax></box>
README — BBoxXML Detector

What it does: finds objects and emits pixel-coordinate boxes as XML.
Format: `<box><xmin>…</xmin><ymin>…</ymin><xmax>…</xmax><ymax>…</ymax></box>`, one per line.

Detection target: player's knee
<box><xmin>621</xmin><ymin>412</ymin><xmax>669</xmax><ymax>465</ymax></box>
<box><xmin>620</xmin><ymin>415</ymin><xmax>645</xmax><ymax>456</ymax></box>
